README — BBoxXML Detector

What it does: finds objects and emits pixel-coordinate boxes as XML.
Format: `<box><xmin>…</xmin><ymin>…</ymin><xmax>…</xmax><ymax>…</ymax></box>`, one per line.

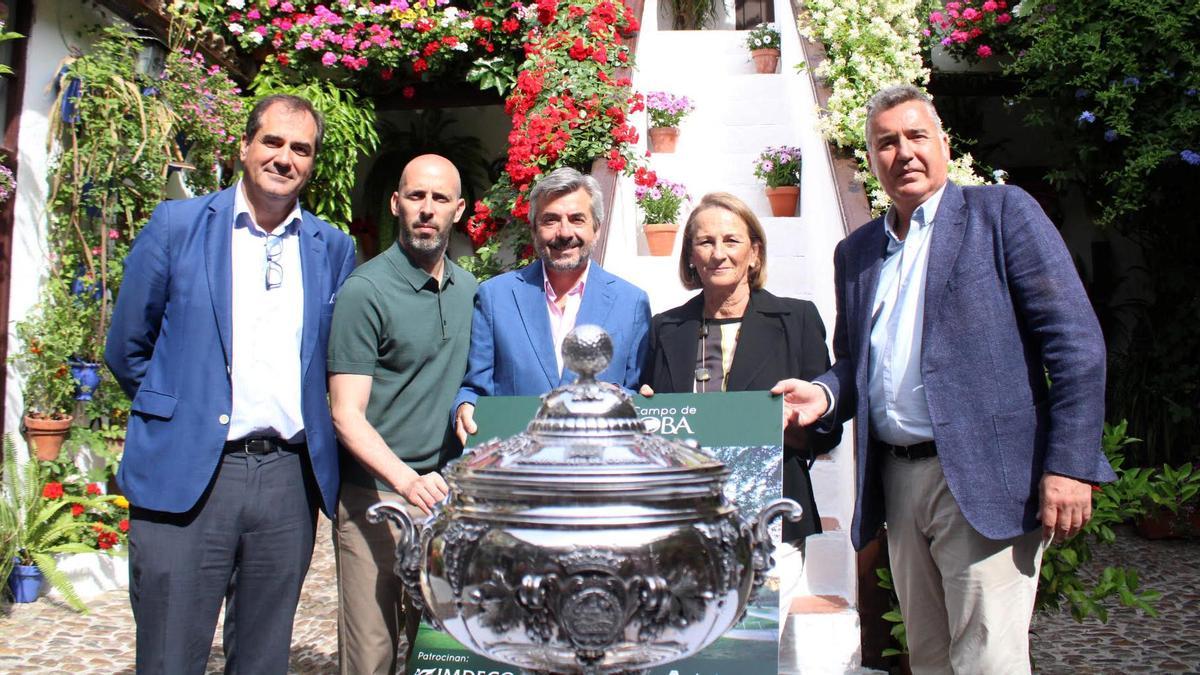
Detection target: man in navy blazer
<box><xmin>105</xmin><ymin>95</ymin><xmax>356</xmax><ymax>674</ymax></box>
<box><xmin>775</xmin><ymin>85</ymin><xmax>1114</xmax><ymax>673</ymax></box>
<box><xmin>454</xmin><ymin>167</ymin><xmax>650</xmax><ymax>443</ymax></box>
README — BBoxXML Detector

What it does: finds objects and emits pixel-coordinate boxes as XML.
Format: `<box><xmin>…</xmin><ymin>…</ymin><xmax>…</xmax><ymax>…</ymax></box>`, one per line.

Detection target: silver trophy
<box><xmin>369</xmin><ymin>324</ymin><xmax>801</xmax><ymax>674</ymax></box>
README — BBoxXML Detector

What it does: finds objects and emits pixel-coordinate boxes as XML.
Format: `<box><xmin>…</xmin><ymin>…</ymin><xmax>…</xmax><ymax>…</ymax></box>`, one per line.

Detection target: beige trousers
<box><xmin>883</xmin><ymin>454</ymin><xmax>1045</xmax><ymax>675</ymax></box>
<box><xmin>334</xmin><ymin>482</ymin><xmax>424</xmax><ymax>675</ymax></box>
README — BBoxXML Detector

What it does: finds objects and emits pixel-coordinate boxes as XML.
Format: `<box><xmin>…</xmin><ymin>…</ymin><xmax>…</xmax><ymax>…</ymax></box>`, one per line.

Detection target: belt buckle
<box><xmin>244</xmin><ymin>438</ymin><xmax>275</xmax><ymax>454</ymax></box>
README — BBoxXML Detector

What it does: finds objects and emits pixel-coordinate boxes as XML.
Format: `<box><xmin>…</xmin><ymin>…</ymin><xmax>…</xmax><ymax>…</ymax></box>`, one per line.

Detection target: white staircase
<box><xmin>601</xmin><ymin>1</ymin><xmax>865</xmax><ymax>672</ymax></box>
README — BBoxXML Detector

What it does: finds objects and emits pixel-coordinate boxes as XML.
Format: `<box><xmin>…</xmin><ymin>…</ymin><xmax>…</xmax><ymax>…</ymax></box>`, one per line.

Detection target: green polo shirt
<box><xmin>328</xmin><ymin>241</ymin><xmax>477</xmax><ymax>490</ymax></box>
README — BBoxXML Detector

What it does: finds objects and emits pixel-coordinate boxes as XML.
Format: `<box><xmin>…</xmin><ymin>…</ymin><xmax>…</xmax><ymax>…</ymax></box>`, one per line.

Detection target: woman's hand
<box><xmin>639</xmin><ymin>384</ymin><xmax>655</xmax><ymax>397</ymax></box>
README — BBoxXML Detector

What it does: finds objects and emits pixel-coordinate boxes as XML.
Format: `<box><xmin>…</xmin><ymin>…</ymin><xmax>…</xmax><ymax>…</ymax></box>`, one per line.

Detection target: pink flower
<box><xmin>280</xmin><ymin>1</ymin><xmax>295</xmax><ymax>11</ymax></box>
<box><xmin>255</xmin><ymin>25</ymin><xmax>269</xmax><ymax>36</ymax></box>
<box><xmin>247</xmin><ymin>8</ymin><xmax>261</xmax><ymax>19</ymax></box>
<box><xmin>996</xmin><ymin>12</ymin><xmax>1012</xmax><ymax>23</ymax></box>
<box><xmin>929</xmin><ymin>10</ymin><xmax>944</xmax><ymax>23</ymax></box>
<box><xmin>108</xmin><ymin>229</ymin><xmax>119</xmax><ymax>240</ymax></box>
<box><xmin>962</xmin><ymin>7</ymin><xmax>980</xmax><ymax>21</ymax></box>
<box><xmin>982</xmin><ymin>0</ymin><xmax>997</xmax><ymax>11</ymax></box>
<box><xmin>950</xmin><ymin>30</ymin><xmax>969</xmax><ymax>43</ymax></box>
<box><xmin>976</xmin><ymin>44</ymin><xmax>992</xmax><ymax>58</ymax></box>
<box><xmin>321</xmin><ymin>51</ymin><xmax>338</xmax><ymax>66</ymax></box>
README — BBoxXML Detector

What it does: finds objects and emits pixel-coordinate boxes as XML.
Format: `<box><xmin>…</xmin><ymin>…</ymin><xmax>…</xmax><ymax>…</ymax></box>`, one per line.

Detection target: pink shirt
<box><xmin>543</xmin><ymin>262</ymin><xmax>590</xmax><ymax>376</ymax></box>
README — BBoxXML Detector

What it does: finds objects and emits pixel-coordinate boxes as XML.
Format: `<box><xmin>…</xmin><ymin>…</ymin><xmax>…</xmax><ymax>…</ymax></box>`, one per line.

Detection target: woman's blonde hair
<box><xmin>677</xmin><ymin>192</ymin><xmax>767</xmax><ymax>291</ymax></box>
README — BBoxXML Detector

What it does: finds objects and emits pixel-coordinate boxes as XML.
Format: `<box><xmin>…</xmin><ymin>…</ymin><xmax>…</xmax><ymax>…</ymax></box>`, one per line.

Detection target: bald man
<box><xmin>327</xmin><ymin>155</ymin><xmax>478</xmax><ymax>674</ymax></box>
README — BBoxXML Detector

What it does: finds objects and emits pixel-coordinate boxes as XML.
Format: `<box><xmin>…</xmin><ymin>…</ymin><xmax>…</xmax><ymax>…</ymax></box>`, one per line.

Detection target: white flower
<box><xmin>356</xmin><ymin>6</ymin><xmax>370</xmax><ymax>16</ymax></box>
<box><xmin>226</xmin><ymin>0</ymin><xmax>245</xmax><ymax>8</ymax></box>
<box><xmin>452</xmin><ymin>42</ymin><xmax>468</xmax><ymax>51</ymax></box>
<box><xmin>228</xmin><ymin>22</ymin><xmax>245</xmax><ymax>35</ymax></box>
<box><xmin>245</xmin><ymin>30</ymin><xmax>264</xmax><ymax>45</ymax></box>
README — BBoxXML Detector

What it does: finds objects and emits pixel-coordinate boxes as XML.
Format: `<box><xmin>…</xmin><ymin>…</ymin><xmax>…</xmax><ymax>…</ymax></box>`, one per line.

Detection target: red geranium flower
<box><xmin>402</xmin><ymin>85</ymin><xmax>416</xmax><ymax>99</ymax></box>
<box><xmin>71</xmin><ymin>503</ymin><xmax>85</xmax><ymax>517</ymax></box>
<box><xmin>568</xmin><ymin>38</ymin><xmax>590</xmax><ymax>60</ymax></box>
<box><xmin>536</xmin><ymin>0</ymin><xmax>557</xmax><ymax>25</ymax></box>
<box><xmin>86</xmin><ymin>482</ymin><xmax>102</xmax><ymax>495</ymax></box>
<box><xmin>501</xmin><ymin>17</ymin><xmax>520</xmax><ymax>33</ymax></box>
<box><xmin>473</xmin><ymin>16</ymin><xmax>495</xmax><ymax>31</ymax></box>
<box><xmin>42</xmin><ymin>482</ymin><xmax>64</xmax><ymax>499</ymax></box>
<box><xmin>119</xmin><ymin>519</ymin><xmax>130</xmax><ymax>533</ymax></box>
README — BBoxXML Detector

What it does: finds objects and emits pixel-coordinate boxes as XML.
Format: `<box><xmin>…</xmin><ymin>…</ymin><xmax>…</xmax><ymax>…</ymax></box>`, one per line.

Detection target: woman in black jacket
<box><xmin>640</xmin><ymin>192</ymin><xmax>841</xmax><ymax>545</ymax></box>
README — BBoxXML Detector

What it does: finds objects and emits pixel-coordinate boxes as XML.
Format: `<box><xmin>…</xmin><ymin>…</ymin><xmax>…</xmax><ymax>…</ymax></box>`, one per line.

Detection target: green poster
<box><xmin>408</xmin><ymin>391</ymin><xmax>784</xmax><ymax>675</ymax></box>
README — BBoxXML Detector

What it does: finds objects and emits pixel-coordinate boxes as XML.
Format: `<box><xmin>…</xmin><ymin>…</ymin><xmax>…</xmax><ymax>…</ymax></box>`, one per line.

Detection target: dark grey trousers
<box><xmin>128</xmin><ymin>448</ymin><xmax>319</xmax><ymax>675</ymax></box>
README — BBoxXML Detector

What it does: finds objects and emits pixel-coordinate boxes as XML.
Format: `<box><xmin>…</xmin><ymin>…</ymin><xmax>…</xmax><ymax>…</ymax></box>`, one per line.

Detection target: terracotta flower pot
<box><xmin>765</xmin><ymin>186</ymin><xmax>801</xmax><ymax>217</ymax></box>
<box><xmin>751</xmin><ymin>48</ymin><xmax>780</xmax><ymax>74</ymax></box>
<box><xmin>24</xmin><ymin>414</ymin><xmax>74</xmax><ymax>462</ymax></box>
<box><xmin>643</xmin><ymin>223</ymin><xmax>679</xmax><ymax>256</ymax></box>
<box><xmin>648</xmin><ymin>127</ymin><xmax>679</xmax><ymax>153</ymax></box>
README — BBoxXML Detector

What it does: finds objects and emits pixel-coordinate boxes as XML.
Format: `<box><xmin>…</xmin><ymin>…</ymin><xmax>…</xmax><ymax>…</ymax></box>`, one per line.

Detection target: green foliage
<box><xmin>664</xmin><ymin>0</ymin><xmax>720</xmax><ymax>29</ymax></box>
<box><xmin>1007</xmin><ymin>0</ymin><xmax>1200</xmax><ymax>229</ymax></box>
<box><xmin>250</xmin><ymin>60</ymin><xmax>380</xmax><ymax>230</ymax></box>
<box><xmin>1035</xmin><ymin>421</ymin><xmax>1161</xmax><ymax>622</ymax></box>
<box><xmin>2</xmin><ymin>435</ymin><xmax>125</xmax><ymax>612</ymax></box>
<box><xmin>875</xmin><ymin>566</ymin><xmax>909</xmax><ymax>658</ymax></box>
<box><xmin>467</xmin><ymin>56</ymin><xmax>519</xmax><ymax>97</ymax></box>
<box><xmin>0</xmin><ymin>24</ymin><xmax>20</xmax><ymax>76</ymax></box>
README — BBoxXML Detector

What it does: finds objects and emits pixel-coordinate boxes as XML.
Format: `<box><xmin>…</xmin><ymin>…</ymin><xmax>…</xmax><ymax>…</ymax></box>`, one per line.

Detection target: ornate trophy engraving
<box><xmin>368</xmin><ymin>324</ymin><xmax>801</xmax><ymax>674</ymax></box>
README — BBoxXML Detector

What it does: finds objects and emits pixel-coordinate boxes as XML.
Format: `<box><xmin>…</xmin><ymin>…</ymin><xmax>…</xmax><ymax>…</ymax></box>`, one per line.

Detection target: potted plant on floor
<box><xmin>754</xmin><ymin>145</ymin><xmax>803</xmax><ymax>216</ymax></box>
<box><xmin>634</xmin><ymin>167</ymin><xmax>690</xmax><ymax>256</ymax></box>
<box><xmin>745</xmin><ymin>23</ymin><xmax>781</xmax><ymax>73</ymax></box>
<box><xmin>2</xmin><ymin>435</ymin><xmax>125</xmax><ymax>611</ymax></box>
<box><xmin>645</xmin><ymin>91</ymin><xmax>695</xmax><ymax>154</ymax></box>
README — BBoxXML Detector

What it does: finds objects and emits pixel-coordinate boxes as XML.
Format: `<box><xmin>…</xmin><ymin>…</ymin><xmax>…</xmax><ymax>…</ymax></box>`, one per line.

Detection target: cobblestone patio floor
<box><xmin>1</xmin><ymin>520</ymin><xmax>1197</xmax><ymax>673</ymax></box>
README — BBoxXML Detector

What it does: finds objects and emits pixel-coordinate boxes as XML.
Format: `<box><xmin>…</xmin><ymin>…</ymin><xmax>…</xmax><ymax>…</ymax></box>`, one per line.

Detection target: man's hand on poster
<box><xmin>770</xmin><ymin>378</ymin><xmax>830</xmax><ymax>429</ymax></box>
<box><xmin>454</xmin><ymin>403</ymin><xmax>477</xmax><ymax>446</ymax></box>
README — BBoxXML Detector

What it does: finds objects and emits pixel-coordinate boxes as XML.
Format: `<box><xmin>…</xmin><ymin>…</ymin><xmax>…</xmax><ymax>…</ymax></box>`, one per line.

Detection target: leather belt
<box><xmin>223</xmin><ymin>437</ymin><xmax>303</xmax><ymax>455</ymax></box>
<box><xmin>881</xmin><ymin>440</ymin><xmax>937</xmax><ymax>460</ymax></box>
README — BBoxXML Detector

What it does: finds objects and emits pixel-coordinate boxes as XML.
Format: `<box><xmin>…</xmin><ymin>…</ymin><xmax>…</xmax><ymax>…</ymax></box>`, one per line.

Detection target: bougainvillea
<box><xmin>923</xmin><ymin>0</ymin><xmax>1018</xmax><ymax>63</ymax></box>
<box><xmin>461</xmin><ymin>0</ymin><xmax>642</xmax><ymax>276</ymax></box>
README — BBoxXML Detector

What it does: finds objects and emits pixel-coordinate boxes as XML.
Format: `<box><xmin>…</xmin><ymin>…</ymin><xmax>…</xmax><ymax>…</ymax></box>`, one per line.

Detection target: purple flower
<box><xmin>1123</xmin><ymin>76</ymin><xmax>1140</xmax><ymax>87</ymax></box>
<box><xmin>1182</xmin><ymin>150</ymin><xmax>1200</xmax><ymax>166</ymax></box>
<box><xmin>1074</xmin><ymin>88</ymin><xmax>1089</xmax><ymax>99</ymax></box>
<box><xmin>1078</xmin><ymin>110</ymin><xmax>1096</xmax><ymax>124</ymax></box>
<box><xmin>761</xmin><ymin>160</ymin><xmax>774</xmax><ymax>172</ymax></box>
<box><xmin>1186</xmin><ymin>88</ymin><xmax>1197</xmax><ymax>97</ymax></box>
<box><xmin>1104</xmin><ymin>129</ymin><xmax>1118</xmax><ymax>142</ymax></box>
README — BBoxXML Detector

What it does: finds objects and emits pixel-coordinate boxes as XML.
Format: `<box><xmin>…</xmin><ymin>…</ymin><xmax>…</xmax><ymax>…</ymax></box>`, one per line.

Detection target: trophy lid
<box><xmin>448</xmin><ymin>325</ymin><xmax>725</xmax><ymax>499</ymax></box>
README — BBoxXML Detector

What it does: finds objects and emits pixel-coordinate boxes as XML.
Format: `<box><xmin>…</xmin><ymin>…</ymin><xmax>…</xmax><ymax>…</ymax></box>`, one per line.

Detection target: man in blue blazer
<box><xmin>105</xmin><ymin>95</ymin><xmax>356</xmax><ymax>674</ymax></box>
<box><xmin>454</xmin><ymin>167</ymin><xmax>650</xmax><ymax>443</ymax></box>
<box><xmin>775</xmin><ymin>85</ymin><xmax>1114</xmax><ymax>673</ymax></box>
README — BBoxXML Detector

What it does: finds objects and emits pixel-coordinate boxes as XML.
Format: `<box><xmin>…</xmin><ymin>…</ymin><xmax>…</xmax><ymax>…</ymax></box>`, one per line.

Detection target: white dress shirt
<box><xmin>867</xmin><ymin>184</ymin><xmax>946</xmax><ymax>446</ymax></box>
<box><xmin>228</xmin><ymin>181</ymin><xmax>306</xmax><ymax>442</ymax></box>
<box><xmin>543</xmin><ymin>261</ymin><xmax>590</xmax><ymax>376</ymax></box>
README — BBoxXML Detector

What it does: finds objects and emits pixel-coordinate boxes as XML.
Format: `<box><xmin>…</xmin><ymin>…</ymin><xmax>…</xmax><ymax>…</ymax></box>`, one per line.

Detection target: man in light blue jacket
<box><xmin>454</xmin><ymin>167</ymin><xmax>650</xmax><ymax>444</ymax></box>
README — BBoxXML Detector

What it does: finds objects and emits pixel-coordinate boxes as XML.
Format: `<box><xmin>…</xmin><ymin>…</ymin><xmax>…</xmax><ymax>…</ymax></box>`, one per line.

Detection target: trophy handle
<box><xmin>747</xmin><ymin>498</ymin><xmax>804</xmax><ymax>597</ymax></box>
<box><xmin>367</xmin><ymin>501</ymin><xmax>431</xmax><ymax>619</ymax></box>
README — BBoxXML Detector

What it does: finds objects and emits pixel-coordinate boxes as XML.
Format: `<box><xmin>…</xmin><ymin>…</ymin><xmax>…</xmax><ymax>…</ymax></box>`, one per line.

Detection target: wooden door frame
<box><xmin>0</xmin><ymin>0</ymin><xmax>35</xmax><ymax>426</ymax></box>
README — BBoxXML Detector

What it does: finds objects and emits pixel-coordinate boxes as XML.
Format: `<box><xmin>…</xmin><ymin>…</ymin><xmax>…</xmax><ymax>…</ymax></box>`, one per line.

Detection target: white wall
<box><xmin>4</xmin><ymin>0</ymin><xmax>115</xmax><ymax>449</ymax></box>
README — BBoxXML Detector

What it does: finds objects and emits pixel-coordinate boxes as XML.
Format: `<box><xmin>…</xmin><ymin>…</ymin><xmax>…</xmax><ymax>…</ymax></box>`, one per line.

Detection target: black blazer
<box><xmin>642</xmin><ymin>289</ymin><xmax>842</xmax><ymax>539</ymax></box>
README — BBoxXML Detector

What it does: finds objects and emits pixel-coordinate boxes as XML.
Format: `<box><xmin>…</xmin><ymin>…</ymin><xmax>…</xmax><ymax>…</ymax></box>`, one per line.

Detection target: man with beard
<box><xmin>454</xmin><ymin>166</ymin><xmax>650</xmax><ymax>444</ymax></box>
<box><xmin>327</xmin><ymin>154</ymin><xmax>477</xmax><ymax>674</ymax></box>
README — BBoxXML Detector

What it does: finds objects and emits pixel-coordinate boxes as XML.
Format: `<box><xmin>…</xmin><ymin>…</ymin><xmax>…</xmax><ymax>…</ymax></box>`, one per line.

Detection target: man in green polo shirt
<box><xmin>327</xmin><ymin>154</ymin><xmax>477</xmax><ymax>675</ymax></box>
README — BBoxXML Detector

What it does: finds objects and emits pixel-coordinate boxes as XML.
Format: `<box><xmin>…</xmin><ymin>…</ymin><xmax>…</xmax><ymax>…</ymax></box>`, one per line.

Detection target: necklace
<box><xmin>695</xmin><ymin>320</ymin><xmax>711</xmax><ymax>390</ymax></box>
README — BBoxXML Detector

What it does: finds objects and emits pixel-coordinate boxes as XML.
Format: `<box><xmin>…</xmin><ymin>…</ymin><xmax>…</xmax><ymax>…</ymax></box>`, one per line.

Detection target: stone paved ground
<box><xmin>2</xmin><ymin>520</ymin><xmax>1198</xmax><ymax>674</ymax></box>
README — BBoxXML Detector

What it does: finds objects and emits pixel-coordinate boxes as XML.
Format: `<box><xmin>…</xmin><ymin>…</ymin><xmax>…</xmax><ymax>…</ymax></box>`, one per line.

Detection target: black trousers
<box><xmin>128</xmin><ymin>448</ymin><xmax>319</xmax><ymax>675</ymax></box>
